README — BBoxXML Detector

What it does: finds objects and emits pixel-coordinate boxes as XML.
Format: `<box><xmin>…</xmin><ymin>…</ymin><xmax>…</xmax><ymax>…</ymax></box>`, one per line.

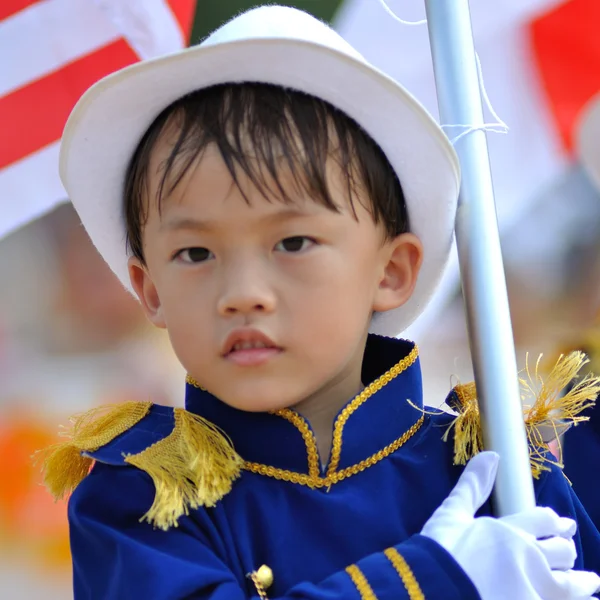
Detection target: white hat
<box><xmin>60</xmin><ymin>5</ymin><xmax>460</xmax><ymax>337</ymax></box>
<box><xmin>577</xmin><ymin>92</ymin><xmax>600</xmax><ymax>192</ymax></box>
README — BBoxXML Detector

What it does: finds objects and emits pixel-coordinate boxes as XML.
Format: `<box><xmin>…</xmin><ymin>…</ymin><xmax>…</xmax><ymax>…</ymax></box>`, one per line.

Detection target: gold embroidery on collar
<box><xmin>346</xmin><ymin>564</ymin><xmax>378</xmax><ymax>600</ymax></box>
<box><xmin>186</xmin><ymin>376</ymin><xmax>205</xmax><ymax>389</ymax></box>
<box><xmin>243</xmin><ymin>415</ymin><xmax>424</xmax><ymax>488</ymax></box>
<box><xmin>327</xmin><ymin>345</ymin><xmax>419</xmax><ymax>476</ymax></box>
<box><xmin>186</xmin><ymin>344</ymin><xmax>422</xmax><ymax>489</ymax></box>
<box><xmin>272</xmin><ymin>409</ymin><xmax>320</xmax><ymax>479</ymax></box>
<box><xmin>384</xmin><ymin>548</ymin><xmax>424</xmax><ymax>600</ymax></box>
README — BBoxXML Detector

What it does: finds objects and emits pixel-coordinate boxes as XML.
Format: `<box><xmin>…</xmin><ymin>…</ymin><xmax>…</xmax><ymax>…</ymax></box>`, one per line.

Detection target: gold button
<box><xmin>255</xmin><ymin>565</ymin><xmax>273</xmax><ymax>589</ymax></box>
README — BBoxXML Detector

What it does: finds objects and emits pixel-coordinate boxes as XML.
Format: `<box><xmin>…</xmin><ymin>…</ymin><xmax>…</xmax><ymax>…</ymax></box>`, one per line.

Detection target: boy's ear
<box><xmin>373</xmin><ymin>233</ymin><xmax>423</xmax><ymax>313</ymax></box>
<box><xmin>128</xmin><ymin>257</ymin><xmax>167</xmax><ymax>329</ymax></box>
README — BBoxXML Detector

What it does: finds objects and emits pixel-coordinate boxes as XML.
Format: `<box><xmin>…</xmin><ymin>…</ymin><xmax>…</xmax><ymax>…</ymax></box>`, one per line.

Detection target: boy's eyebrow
<box><xmin>159</xmin><ymin>217</ymin><xmax>214</xmax><ymax>233</ymax></box>
<box><xmin>160</xmin><ymin>208</ymin><xmax>321</xmax><ymax>233</ymax></box>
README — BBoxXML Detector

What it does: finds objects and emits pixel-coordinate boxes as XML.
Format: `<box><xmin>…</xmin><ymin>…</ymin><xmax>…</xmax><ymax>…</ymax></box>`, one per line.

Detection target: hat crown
<box><xmin>202</xmin><ymin>5</ymin><xmax>365</xmax><ymax>62</ymax></box>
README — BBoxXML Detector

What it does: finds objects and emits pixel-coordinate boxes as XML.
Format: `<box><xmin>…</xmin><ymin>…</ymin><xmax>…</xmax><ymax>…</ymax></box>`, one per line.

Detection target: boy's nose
<box><xmin>217</xmin><ymin>275</ymin><xmax>276</xmax><ymax>317</ymax></box>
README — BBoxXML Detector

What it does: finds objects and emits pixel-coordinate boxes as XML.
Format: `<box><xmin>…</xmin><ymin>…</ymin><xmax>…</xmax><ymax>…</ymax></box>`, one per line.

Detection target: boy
<box><xmin>43</xmin><ymin>6</ymin><xmax>600</xmax><ymax>599</ymax></box>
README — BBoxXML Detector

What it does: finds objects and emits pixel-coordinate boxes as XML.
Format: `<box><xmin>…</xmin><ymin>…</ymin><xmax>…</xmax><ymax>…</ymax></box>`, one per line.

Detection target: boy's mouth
<box><xmin>222</xmin><ymin>329</ymin><xmax>282</xmax><ymax>366</ymax></box>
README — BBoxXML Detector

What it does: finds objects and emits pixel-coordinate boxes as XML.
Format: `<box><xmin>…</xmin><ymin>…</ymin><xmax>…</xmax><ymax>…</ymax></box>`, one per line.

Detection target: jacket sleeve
<box><xmin>69</xmin><ymin>463</ymin><xmax>480</xmax><ymax>600</ymax></box>
<box><xmin>563</xmin><ymin>400</ymin><xmax>600</xmax><ymax>532</ymax></box>
<box><xmin>535</xmin><ymin>460</ymin><xmax>600</xmax><ymax>577</ymax></box>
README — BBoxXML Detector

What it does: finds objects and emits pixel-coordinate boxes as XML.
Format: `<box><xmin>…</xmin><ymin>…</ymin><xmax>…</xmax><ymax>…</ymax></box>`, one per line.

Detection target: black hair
<box><xmin>124</xmin><ymin>82</ymin><xmax>409</xmax><ymax>262</ymax></box>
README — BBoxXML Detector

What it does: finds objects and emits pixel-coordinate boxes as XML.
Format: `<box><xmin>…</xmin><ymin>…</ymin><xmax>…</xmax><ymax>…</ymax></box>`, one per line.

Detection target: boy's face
<box><xmin>129</xmin><ymin>130</ymin><xmax>422</xmax><ymax>413</ymax></box>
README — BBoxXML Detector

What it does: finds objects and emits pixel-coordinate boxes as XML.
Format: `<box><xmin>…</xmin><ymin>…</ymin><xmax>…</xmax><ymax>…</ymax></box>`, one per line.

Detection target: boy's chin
<box><xmin>220</xmin><ymin>395</ymin><xmax>295</xmax><ymax>414</ymax></box>
<box><xmin>214</xmin><ymin>384</ymin><xmax>304</xmax><ymax>414</ymax></box>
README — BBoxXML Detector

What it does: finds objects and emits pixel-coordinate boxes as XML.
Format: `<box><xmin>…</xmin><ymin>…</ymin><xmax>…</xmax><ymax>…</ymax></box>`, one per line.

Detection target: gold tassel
<box><xmin>448</xmin><ymin>352</ymin><xmax>599</xmax><ymax>478</ymax></box>
<box><xmin>39</xmin><ymin>402</ymin><xmax>152</xmax><ymax>500</ymax></box>
<box><xmin>444</xmin><ymin>382</ymin><xmax>483</xmax><ymax>466</ymax></box>
<box><xmin>125</xmin><ymin>408</ymin><xmax>243</xmax><ymax>531</ymax></box>
<box><xmin>521</xmin><ymin>351</ymin><xmax>599</xmax><ymax>478</ymax></box>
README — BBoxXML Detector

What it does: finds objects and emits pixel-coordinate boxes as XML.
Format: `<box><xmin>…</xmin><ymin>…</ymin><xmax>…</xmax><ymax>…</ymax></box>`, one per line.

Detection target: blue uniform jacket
<box><xmin>564</xmin><ymin>395</ymin><xmax>600</xmax><ymax>529</ymax></box>
<box><xmin>68</xmin><ymin>335</ymin><xmax>600</xmax><ymax>599</ymax></box>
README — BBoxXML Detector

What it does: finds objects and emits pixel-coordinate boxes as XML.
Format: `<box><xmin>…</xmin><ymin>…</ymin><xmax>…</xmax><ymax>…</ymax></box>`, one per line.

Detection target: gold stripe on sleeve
<box><xmin>346</xmin><ymin>564</ymin><xmax>378</xmax><ymax>600</ymax></box>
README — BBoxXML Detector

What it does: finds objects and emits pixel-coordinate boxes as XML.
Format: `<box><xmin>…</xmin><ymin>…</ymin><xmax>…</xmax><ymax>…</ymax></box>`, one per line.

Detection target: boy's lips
<box><xmin>221</xmin><ymin>328</ymin><xmax>282</xmax><ymax>366</ymax></box>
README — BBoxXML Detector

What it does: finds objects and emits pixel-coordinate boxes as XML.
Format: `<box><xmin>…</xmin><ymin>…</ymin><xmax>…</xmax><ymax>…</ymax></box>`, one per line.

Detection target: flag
<box><xmin>334</xmin><ymin>0</ymin><xmax>600</xmax><ymax>338</ymax></box>
<box><xmin>0</xmin><ymin>0</ymin><xmax>196</xmax><ymax>241</ymax></box>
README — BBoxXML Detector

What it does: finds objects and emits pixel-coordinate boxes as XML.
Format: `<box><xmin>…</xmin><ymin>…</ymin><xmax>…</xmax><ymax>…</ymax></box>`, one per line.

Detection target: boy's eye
<box><xmin>275</xmin><ymin>236</ymin><xmax>315</xmax><ymax>253</ymax></box>
<box><xmin>176</xmin><ymin>247</ymin><xmax>214</xmax><ymax>263</ymax></box>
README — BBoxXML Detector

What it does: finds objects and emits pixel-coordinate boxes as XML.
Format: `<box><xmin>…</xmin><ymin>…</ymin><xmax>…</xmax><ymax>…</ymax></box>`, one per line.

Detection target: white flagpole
<box><xmin>424</xmin><ymin>0</ymin><xmax>536</xmax><ymax>515</ymax></box>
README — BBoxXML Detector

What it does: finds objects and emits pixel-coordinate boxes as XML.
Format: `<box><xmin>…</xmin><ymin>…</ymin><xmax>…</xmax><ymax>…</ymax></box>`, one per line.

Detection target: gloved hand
<box><xmin>421</xmin><ymin>452</ymin><xmax>600</xmax><ymax>600</ymax></box>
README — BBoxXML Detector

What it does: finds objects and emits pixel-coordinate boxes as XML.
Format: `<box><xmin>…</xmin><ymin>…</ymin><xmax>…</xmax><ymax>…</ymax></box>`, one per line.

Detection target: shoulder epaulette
<box><xmin>444</xmin><ymin>350</ymin><xmax>600</xmax><ymax>478</ymax></box>
<box><xmin>38</xmin><ymin>402</ymin><xmax>243</xmax><ymax>530</ymax></box>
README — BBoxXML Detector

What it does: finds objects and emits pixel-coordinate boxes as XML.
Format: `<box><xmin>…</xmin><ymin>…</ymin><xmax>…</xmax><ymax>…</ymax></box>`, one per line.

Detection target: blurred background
<box><xmin>2</xmin><ymin>1</ymin><xmax>600</xmax><ymax>597</ymax></box>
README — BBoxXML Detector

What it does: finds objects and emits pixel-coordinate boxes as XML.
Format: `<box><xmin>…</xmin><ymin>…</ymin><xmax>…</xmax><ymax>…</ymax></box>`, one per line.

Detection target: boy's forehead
<box><xmin>158</xmin><ymin>205</ymin><xmax>332</xmax><ymax>236</ymax></box>
<box><xmin>145</xmin><ymin>133</ymin><xmax>358</xmax><ymax>222</ymax></box>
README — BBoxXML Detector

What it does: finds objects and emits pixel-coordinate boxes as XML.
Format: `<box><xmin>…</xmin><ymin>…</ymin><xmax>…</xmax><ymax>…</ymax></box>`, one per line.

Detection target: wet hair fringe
<box><xmin>124</xmin><ymin>83</ymin><xmax>410</xmax><ymax>263</ymax></box>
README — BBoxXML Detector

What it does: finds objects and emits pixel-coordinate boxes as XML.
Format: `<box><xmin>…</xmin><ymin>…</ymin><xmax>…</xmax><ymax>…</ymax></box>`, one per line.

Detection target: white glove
<box><xmin>421</xmin><ymin>452</ymin><xmax>600</xmax><ymax>600</ymax></box>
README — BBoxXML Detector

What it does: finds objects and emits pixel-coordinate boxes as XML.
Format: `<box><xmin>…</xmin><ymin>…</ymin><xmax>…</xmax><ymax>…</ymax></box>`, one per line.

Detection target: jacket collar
<box><xmin>185</xmin><ymin>335</ymin><xmax>425</xmax><ymax>486</ymax></box>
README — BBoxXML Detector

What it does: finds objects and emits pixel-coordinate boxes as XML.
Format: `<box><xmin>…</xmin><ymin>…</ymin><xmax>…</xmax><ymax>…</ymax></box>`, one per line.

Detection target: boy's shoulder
<box><xmin>83</xmin><ymin>402</ymin><xmax>176</xmax><ymax>466</ymax></box>
<box><xmin>40</xmin><ymin>401</ymin><xmax>243</xmax><ymax>530</ymax></box>
<box><xmin>438</xmin><ymin>351</ymin><xmax>599</xmax><ymax>482</ymax></box>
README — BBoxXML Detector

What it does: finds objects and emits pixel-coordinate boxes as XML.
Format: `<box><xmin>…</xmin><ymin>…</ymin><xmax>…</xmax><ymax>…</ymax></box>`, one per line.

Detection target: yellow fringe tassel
<box><xmin>445</xmin><ymin>382</ymin><xmax>483</xmax><ymax>466</ymax></box>
<box><xmin>125</xmin><ymin>408</ymin><xmax>243</xmax><ymax>531</ymax></box>
<box><xmin>523</xmin><ymin>351</ymin><xmax>600</xmax><ymax>477</ymax></box>
<box><xmin>449</xmin><ymin>351</ymin><xmax>600</xmax><ymax>478</ymax></box>
<box><xmin>39</xmin><ymin>402</ymin><xmax>243</xmax><ymax>530</ymax></box>
<box><xmin>39</xmin><ymin>401</ymin><xmax>152</xmax><ymax>500</ymax></box>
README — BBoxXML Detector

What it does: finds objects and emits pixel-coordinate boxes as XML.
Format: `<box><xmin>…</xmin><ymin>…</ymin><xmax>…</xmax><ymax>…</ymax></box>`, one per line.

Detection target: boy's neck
<box><xmin>293</xmin><ymin>370</ymin><xmax>365</xmax><ymax>468</ymax></box>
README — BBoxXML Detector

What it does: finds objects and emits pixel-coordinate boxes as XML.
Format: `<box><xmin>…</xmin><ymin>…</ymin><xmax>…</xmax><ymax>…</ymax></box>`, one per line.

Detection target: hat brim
<box><xmin>577</xmin><ymin>92</ymin><xmax>600</xmax><ymax>192</ymax></box>
<box><xmin>61</xmin><ymin>37</ymin><xmax>460</xmax><ymax>336</ymax></box>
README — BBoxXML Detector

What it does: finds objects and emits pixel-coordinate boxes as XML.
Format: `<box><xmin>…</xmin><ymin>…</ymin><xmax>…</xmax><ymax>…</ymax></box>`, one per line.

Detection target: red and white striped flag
<box><xmin>1</xmin><ymin>0</ymin><xmax>195</xmax><ymax>241</ymax></box>
<box><xmin>335</xmin><ymin>0</ymin><xmax>600</xmax><ymax>338</ymax></box>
